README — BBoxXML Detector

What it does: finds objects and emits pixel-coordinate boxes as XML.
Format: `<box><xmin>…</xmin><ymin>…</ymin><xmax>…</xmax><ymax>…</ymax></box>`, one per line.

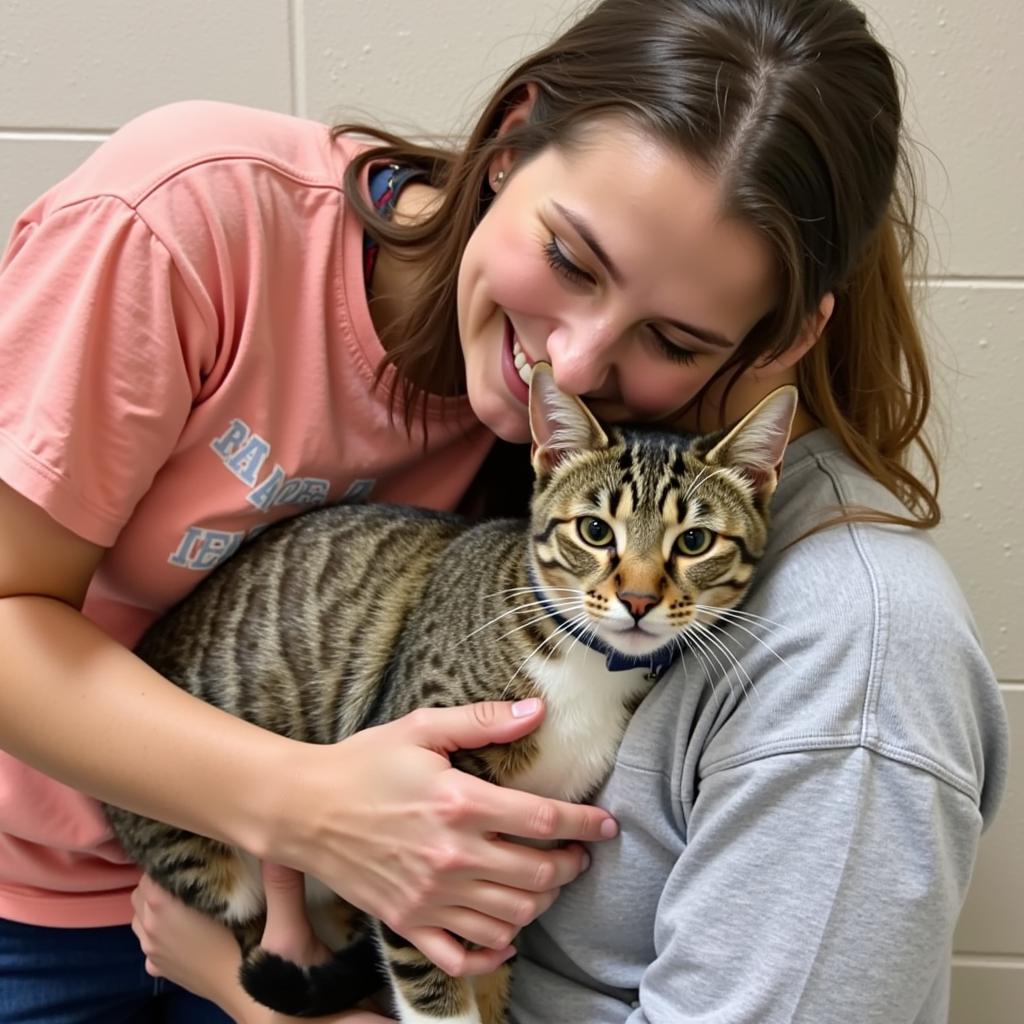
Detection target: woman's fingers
<box><xmin>129</xmin><ymin>875</ymin><xmax>244</xmax><ymax>1007</ymax></box>
<box><xmin>466</xmin><ymin>836</ymin><xmax>593</xmax><ymax>895</ymax></box>
<box><xmin>454</xmin><ymin>771</ymin><xmax>618</xmax><ymax>845</ymax></box>
<box><xmin>403</xmin><ymin>699</ymin><xmax>549</xmax><ymax>755</ymax></box>
<box><xmin>403</xmin><ymin>925</ymin><xmax>516</xmax><ymax>979</ymax></box>
<box><xmin>452</xmin><ymin>879</ymin><xmax>561</xmax><ymax>931</ymax></box>
<box><xmin>415</xmin><ymin>903</ymin><xmax>527</xmax><ymax>952</ymax></box>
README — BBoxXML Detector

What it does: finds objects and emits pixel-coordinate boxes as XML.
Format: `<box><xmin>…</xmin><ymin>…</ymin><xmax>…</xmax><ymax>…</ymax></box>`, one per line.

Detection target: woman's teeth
<box><xmin>512</xmin><ymin>336</ymin><xmax>533</xmax><ymax>385</ymax></box>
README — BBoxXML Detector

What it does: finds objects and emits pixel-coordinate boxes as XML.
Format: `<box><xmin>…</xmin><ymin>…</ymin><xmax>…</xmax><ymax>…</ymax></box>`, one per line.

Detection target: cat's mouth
<box><xmin>601</xmin><ymin>622</ymin><xmax>672</xmax><ymax>656</ymax></box>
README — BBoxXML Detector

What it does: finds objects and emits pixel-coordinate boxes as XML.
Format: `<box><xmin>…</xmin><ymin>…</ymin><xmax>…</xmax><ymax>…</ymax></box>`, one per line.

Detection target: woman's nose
<box><xmin>545</xmin><ymin>322</ymin><xmax>618</xmax><ymax>397</ymax></box>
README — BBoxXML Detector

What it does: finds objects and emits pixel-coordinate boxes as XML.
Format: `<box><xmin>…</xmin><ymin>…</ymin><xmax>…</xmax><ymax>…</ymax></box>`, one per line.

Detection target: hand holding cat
<box><xmin>131</xmin><ymin>872</ymin><xmax>245</xmax><ymax>1013</ymax></box>
<box><xmin>131</xmin><ymin>864</ymin><xmax>395</xmax><ymax>1022</ymax></box>
<box><xmin>265</xmin><ymin>698</ymin><xmax>618</xmax><ymax>977</ymax></box>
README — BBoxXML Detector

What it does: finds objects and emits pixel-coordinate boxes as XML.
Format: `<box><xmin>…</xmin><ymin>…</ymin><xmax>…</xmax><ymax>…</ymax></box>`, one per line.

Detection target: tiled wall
<box><xmin>1</xmin><ymin>2</ymin><xmax>1019</xmax><ymax>1018</ymax></box>
<box><xmin>866</xmin><ymin>3</ymin><xmax>1023</xmax><ymax>1015</ymax></box>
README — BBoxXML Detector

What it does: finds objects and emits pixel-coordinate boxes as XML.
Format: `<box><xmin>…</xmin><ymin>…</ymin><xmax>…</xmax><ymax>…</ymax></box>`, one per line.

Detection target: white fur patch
<box><xmin>388</xmin><ymin>986</ymin><xmax>481</xmax><ymax>1024</ymax></box>
<box><xmin>223</xmin><ymin>850</ymin><xmax>265</xmax><ymax>923</ymax></box>
<box><xmin>509</xmin><ymin>643</ymin><xmax>651</xmax><ymax>802</ymax></box>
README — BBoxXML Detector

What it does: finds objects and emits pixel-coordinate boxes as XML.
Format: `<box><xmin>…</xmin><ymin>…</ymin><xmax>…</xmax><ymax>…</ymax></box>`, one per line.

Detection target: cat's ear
<box><xmin>705</xmin><ymin>385</ymin><xmax>798</xmax><ymax>503</ymax></box>
<box><xmin>529</xmin><ymin>362</ymin><xmax>608</xmax><ymax>477</ymax></box>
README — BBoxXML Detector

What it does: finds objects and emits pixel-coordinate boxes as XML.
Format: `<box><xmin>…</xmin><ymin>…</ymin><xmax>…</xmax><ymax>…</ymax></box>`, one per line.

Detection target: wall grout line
<box><xmin>920</xmin><ymin>277</ymin><xmax>1024</xmax><ymax>289</ymax></box>
<box><xmin>0</xmin><ymin>129</ymin><xmax>111</xmax><ymax>141</ymax></box>
<box><xmin>953</xmin><ymin>953</ymin><xmax>1024</xmax><ymax>968</ymax></box>
<box><xmin>287</xmin><ymin>0</ymin><xmax>308</xmax><ymax>119</ymax></box>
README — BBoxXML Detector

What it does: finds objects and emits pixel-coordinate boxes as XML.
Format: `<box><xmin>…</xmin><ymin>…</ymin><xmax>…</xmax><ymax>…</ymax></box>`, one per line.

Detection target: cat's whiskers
<box><xmin>684</xmin><ymin>623</ymin><xmax>744</xmax><ymax>703</ymax></box>
<box><xmin>483</xmin><ymin>586</ymin><xmax>582</xmax><ymax>601</ymax></box>
<box><xmin>693</xmin><ymin>605</ymin><xmax>793</xmax><ymax>674</ymax></box>
<box><xmin>458</xmin><ymin>596</ymin><xmax>584</xmax><ymax>645</ymax></box>
<box><xmin>682</xmin><ymin>464</ymin><xmax>731</xmax><ymax>504</ymax></box>
<box><xmin>674</xmin><ymin>633</ymin><xmax>722</xmax><ymax>706</ymax></box>
<box><xmin>525</xmin><ymin>606</ymin><xmax>593</xmax><ymax>661</ymax></box>
<box><xmin>502</xmin><ymin>608</ymin><xmax>592</xmax><ymax>694</ymax></box>
<box><xmin>550</xmin><ymin>615</ymin><xmax>607</xmax><ymax>694</ymax></box>
<box><xmin>539</xmin><ymin>610</ymin><xmax>594</xmax><ymax>681</ymax></box>
<box><xmin>690</xmin><ymin>620</ymin><xmax>761</xmax><ymax>704</ymax></box>
<box><xmin>489</xmin><ymin>603</ymin><xmax>587</xmax><ymax>647</ymax></box>
<box><xmin>699</xmin><ymin>605</ymin><xmax>790</xmax><ymax>633</ymax></box>
<box><xmin>681</xmin><ymin>464</ymin><xmax>714</xmax><ymax>502</ymax></box>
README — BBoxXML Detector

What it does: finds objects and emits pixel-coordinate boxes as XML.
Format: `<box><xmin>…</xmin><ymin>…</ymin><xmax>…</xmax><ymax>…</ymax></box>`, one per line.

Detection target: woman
<box><xmin>0</xmin><ymin>0</ymin><xmax>1007</xmax><ymax>1021</ymax></box>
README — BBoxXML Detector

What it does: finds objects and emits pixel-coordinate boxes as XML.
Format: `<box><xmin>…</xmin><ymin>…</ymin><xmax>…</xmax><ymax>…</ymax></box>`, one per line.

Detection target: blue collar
<box><xmin>528</xmin><ymin>577</ymin><xmax>680</xmax><ymax>681</ymax></box>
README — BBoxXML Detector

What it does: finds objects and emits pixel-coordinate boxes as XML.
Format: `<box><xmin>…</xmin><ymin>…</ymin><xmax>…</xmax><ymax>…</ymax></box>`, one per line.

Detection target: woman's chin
<box><xmin>469</xmin><ymin>390</ymin><xmax>532</xmax><ymax>443</ymax></box>
<box><xmin>489</xmin><ymin>417</ymin><xmax>533</xmax><ymax>444</ymax></box>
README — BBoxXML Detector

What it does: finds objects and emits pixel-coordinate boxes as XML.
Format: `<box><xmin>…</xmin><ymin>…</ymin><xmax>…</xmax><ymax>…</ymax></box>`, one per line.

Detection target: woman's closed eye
<box><xmin>543</xmin><ymin>235</ymin><xmax>698</xmax><ymax>366</ymax></box>
<box><xmin>543</xmin><ymin>236</ymin><xmax>594</xmax><ymax>287</ymax></box>
<box><xmin>647</xmin><ymin>325</ymin><xmax>698</xmax><ymax>366</ymax></box>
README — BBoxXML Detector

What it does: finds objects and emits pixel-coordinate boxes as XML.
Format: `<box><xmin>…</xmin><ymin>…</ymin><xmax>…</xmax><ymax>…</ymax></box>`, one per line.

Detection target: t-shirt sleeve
<box><xmin>629</xmin><ymin>748</ymin><xmax>982</xmax><ymax>1023</ymax></box>
<box><xmin>0</xmin><ymin>194</ymin><xmax>215</xmax><ymax>546</ymax></box>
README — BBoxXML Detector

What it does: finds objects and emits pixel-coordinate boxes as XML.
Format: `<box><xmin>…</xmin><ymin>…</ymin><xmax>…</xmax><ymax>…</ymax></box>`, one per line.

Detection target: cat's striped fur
<box><xmin>104</xmin><ymin>365</ymin><xmax>797</xmax><ymax>1023</ymax></box>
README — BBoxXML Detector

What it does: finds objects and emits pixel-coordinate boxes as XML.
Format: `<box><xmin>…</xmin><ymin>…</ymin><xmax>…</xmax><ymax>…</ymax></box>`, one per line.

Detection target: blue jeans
<box><xmin>0</xmin><ymin>918</ymin><xmax>232</xmax><ymax>1023</ymax></box>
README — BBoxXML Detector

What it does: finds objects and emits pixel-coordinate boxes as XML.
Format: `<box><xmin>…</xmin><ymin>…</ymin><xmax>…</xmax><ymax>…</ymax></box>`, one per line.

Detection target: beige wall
<box><xmin>1</xmin><ymin>1</ymin><xmax>1020</xmax><ymax>1017</ymax></box>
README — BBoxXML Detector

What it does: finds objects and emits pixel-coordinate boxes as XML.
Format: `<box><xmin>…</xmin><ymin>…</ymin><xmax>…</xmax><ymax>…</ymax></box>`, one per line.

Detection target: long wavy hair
<box><xmin>336</xmin><ymin>0</ymin><xmax>938</xmax><ymax>530</ymax></box>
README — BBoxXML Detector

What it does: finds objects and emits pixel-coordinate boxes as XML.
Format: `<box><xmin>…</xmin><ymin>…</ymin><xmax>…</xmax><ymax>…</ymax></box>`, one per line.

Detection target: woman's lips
<box><xmin>500</xmin><ymin>315</ymin><xmax>533</xmax><ymax>404</ymax></box>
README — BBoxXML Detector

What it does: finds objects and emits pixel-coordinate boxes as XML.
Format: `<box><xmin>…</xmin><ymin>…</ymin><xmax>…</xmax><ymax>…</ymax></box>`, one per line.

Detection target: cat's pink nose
<box><xmin>618</xmin><ymin>591</ymin><xmax>658</xmax><ymax>621</ymax></box>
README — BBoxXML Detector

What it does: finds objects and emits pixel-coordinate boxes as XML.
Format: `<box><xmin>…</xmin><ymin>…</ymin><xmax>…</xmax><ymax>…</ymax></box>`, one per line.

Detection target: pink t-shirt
<box><xmin>0</xmin><ymin>101</ymin><xmax>494</xmax><ymax>927</ymax></box>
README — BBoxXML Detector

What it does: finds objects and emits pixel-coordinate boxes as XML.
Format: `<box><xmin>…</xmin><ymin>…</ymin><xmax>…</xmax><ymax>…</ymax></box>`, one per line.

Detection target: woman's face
<box><xmin>457</xmin><ymin>126</ymin><xmax>779</xmax><ymax>443</ymax></box>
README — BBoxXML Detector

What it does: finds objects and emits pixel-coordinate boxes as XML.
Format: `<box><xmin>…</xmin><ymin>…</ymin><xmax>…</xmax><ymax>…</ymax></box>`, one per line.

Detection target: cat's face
<box><xmin>527</xmin><ymin>364</ymin><xmax>796</xmax><ymax>659</ymax></box>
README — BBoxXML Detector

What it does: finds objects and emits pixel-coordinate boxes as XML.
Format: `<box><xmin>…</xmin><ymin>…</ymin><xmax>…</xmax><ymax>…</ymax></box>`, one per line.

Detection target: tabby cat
<box><xmin>104</xmin><ymin>364</ymin><xmax>797</xmax><ymax>1024</ymax></box>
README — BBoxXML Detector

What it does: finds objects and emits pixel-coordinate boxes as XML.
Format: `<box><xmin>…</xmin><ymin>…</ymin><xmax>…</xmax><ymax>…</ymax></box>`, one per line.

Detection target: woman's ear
<box><xmin>755</xmin><ymin>292</ymin><xmax>835</xmax><ymax>375</ymax></box>
<box><xmin>488</xmin><ymin>82</ymin><xmax>540</xmax><ymax>185</ymax></box>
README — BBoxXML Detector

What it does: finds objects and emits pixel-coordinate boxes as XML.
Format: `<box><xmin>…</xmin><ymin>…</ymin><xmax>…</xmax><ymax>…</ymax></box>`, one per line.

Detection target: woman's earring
<box><xmin>493</xmin><ymin>169</ymin><xmax>507</xmax><ymax>191</ymax></box>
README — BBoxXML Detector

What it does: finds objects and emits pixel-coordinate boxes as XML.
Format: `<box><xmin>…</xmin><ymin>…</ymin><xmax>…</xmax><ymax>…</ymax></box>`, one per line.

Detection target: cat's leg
<box><xmin>474</xmin><ymin>963</ymin><xmax>512</xmax><ymax>1024</ymax></box>
<box><xmin>374</xmin><ymin>920</ymin><xmax>482</xmax><ymax>1024</ymax></box>
<box><xmin>104</xmin><ymin>806</ymin><xmax>265</xmax><ymax>934</ymax></box>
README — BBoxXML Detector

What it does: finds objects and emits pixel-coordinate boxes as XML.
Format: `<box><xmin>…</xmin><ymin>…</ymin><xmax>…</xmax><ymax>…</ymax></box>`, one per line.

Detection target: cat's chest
<box><xmin>506</xmin><ymin>646</ymin><xmax>652</xmax><ymax>802</ymax></box>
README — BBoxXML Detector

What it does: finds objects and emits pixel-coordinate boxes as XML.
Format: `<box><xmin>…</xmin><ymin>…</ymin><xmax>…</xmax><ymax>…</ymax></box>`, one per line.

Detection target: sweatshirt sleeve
<box><xmin>0</xmin><ymin>194</ymin><xmax>215</xmax><ymax>546</ymax></box>
<box><xmin>628</xmin><ymin>746</ymin><xmax>982</xmax><ymax>1024</ymax></box>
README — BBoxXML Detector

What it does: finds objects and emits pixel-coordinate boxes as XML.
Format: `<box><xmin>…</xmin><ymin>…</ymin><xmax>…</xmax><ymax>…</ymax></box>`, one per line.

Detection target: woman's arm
<box><xmin>625</xmin><ymin>749</ymin><xmax>982</xmax><ymax>1024</ymax></box>
<box><xmin>0</xmin><ymin>481</ymin><xmax>615</xmax><ymax>973</ymax></box>
<box><xmin>0</xmin><ymin>481</ymin><xmax>296</xmax><ymax>851</ymax></box>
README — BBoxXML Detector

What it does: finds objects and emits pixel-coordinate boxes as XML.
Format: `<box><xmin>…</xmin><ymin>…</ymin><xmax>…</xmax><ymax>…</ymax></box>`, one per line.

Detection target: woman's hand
<box><xmin>131</xmin><ymin>873</ymin><xmax>247</xmax><ymax>1015</ymax></box>
<box><xmin>265</xmin><ymin>698</ymin><xmax>617</xmax><ymax>976</ymax></box>
<box><xmin>131</xmin><ymin>866</ymin><xmax>395</xmax><ymax>1023</ymax></box>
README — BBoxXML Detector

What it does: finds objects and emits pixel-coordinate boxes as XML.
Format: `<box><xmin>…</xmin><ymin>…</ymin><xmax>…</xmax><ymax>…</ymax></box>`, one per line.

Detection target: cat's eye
<box><xmin>577</xmin><ymin>516</ymin><xmax>614</xmax><ymax>547</ymax></box>
<box><xmin>676</xmin><ymin>528</ymin><xmax>715</xmax><ymax>556</ymax></box>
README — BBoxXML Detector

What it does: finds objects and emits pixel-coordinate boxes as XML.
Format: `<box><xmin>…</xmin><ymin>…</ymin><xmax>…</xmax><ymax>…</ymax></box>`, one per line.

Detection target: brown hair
<box><xmin>337</xmin><ymin>0</ymin><xmax>938</xmax><ymax>529</ymax></box>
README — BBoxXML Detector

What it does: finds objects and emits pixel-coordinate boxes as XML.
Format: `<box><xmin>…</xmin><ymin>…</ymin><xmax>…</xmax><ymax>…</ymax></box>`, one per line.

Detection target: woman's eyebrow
<box><xmin>552</xmin><ymin>201</ymin><xmax>625</xmax><ymax>286</ymax></box>
<box><xmin>552</xmin><ymin>201</ymin><xmax>736</xmax><ymax>350</ymax></box>
<box><xmin>662</xmin><ymin>320</ymin><xmax>735</xmax><ymax>349</ymax></box>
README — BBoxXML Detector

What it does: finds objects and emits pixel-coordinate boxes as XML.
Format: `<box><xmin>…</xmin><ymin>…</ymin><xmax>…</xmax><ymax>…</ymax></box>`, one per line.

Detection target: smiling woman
<box><xmin>454</xmin><ymin>128</ymin><xmax>780</xmax><ymax>440</ymax></box>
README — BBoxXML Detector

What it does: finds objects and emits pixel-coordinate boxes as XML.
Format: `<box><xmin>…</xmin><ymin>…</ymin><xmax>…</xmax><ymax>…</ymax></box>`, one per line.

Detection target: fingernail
<box><xmin>580</xmin><ymin>849</ymin><xmax>591</xmax><ymax>871</ymax></box>
<box><xmin>512</xmin><ymin>698</ymin><xmax>542</xmax><ymax>718</ymax></box>
<box><xmin>501</xmin><ymin>946</ymin><xmax>518</xmax><ymax>965</ymax></box>
<box><xmin>600</xmin><ymin>818</ymin><xmax>619</xmax><ymax>838</ymax></box>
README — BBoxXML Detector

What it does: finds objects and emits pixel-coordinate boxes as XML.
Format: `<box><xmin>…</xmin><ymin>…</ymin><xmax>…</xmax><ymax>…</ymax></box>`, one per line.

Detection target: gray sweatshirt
<box><xmin>511</xmin><ymin>428</ymin><xmax>1009</xmax><ymax>1024</ymax></box>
